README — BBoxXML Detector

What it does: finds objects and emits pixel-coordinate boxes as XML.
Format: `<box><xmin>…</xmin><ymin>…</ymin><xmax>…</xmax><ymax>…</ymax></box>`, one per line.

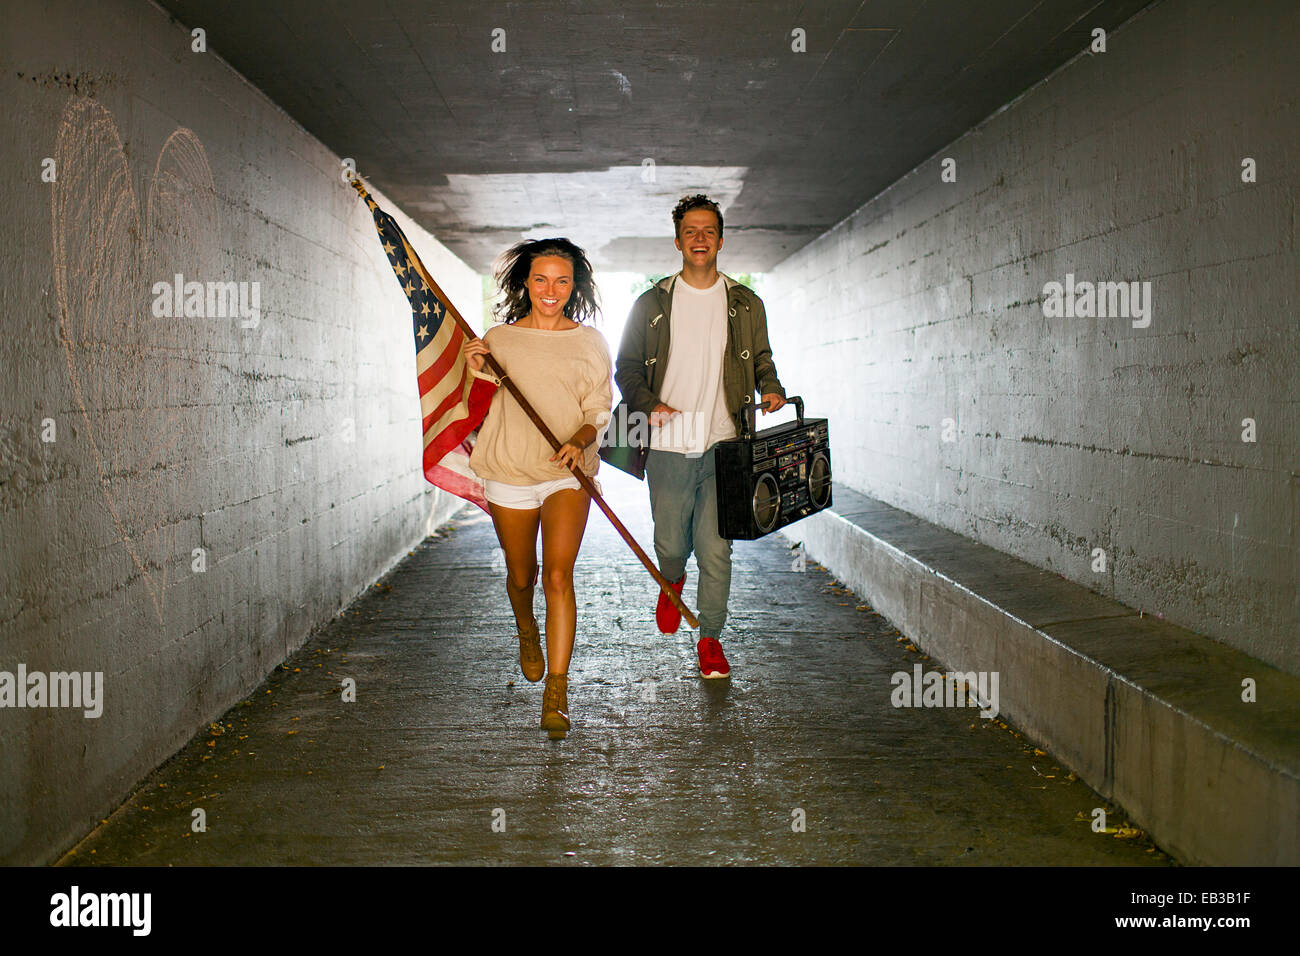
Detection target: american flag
<box><xmin>356</xmin><ymin>182</ymin><xmax>496</xmax><ymax>511</ymax></box>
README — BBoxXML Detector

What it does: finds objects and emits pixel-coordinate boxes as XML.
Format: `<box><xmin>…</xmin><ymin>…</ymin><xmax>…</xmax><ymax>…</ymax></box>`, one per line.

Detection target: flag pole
<box><xmin>352</xmin><ymin>177</ymin><xmax>699</xmax><ymax>630</ymax></box>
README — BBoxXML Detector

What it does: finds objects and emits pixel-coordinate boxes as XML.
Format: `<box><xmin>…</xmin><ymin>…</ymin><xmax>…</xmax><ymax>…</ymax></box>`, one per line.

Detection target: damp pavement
<box><xmin>59</xmin><ymin>469</ymin><xmax>1175</xmax><ymax>866</ymax></box>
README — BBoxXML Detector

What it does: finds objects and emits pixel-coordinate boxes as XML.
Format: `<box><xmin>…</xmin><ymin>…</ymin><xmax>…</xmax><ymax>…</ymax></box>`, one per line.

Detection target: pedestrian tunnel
<box><xmin>2</xmin><ymin>0</ymin><xmax>1297</xmax><ymax>868</ymax></box>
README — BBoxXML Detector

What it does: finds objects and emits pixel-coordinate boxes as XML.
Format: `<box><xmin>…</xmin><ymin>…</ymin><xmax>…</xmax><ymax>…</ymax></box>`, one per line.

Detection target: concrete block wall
<box><xmin>0</xmin><ymin>0</ymin><xmax>480</xmax><ymax>864</ymax></box>
<box><xmin>763</xmin><ymin>0</ymin><xmax>1298</xmax><ymax>674</ymax></box>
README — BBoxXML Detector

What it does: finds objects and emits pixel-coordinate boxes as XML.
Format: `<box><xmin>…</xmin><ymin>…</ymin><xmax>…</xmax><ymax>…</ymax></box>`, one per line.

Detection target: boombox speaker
<box><xmin>714</xmin><ymin>396</ymin><xmax>832</xmax><ymax>540</ymax></box>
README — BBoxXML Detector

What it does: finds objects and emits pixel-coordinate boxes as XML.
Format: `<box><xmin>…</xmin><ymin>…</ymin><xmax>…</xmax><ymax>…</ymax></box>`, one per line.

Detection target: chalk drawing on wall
<box><xmin>50</xmin><ymin>97</ymin><xmax>218</xmax><ymax>623</ymax></box>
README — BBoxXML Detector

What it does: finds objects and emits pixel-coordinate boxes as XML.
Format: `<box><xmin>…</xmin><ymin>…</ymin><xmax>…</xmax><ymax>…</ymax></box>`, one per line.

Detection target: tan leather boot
<box><xmin>541</xmin><ymin>673</ymin><xmax>570</xmax><ymax>739</ymax></box>
<box><xmin>517</xmin><ymin>616</ymin><xmax>544</xmax><ymax>683</ymax></box>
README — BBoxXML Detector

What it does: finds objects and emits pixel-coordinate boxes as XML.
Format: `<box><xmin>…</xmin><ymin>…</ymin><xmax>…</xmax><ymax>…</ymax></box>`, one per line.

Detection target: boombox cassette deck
<box><xmin>714</xmin><ymin>396</ymin><xmax>832</xmax><ymax>540</ymax></box>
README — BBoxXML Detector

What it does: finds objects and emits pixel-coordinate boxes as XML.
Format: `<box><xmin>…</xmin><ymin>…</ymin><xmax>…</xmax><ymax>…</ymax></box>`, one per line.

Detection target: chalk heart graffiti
<box><xmin>50</xmin><ymin>97</ymin><xmax>218</xmax><ymax>622</ymax></box>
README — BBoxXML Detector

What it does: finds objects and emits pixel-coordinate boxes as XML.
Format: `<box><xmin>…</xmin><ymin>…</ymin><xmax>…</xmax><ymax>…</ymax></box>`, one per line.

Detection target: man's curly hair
<box><xmin>671</xmin><ymin>194</ymin><xmax>724</xmax><ymax>238</ymax></box>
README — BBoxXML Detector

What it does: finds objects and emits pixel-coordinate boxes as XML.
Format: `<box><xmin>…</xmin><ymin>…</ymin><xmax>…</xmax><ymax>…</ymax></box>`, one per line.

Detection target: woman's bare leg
<box><xmin>488</xmin><ymin>503</ymin><xmax>541</xmax><ymax>630</ymax></box>
<box><xmin>538</xmin><ymin>488</ymin><xmax>593</xmax><ymax>675</ymax></box>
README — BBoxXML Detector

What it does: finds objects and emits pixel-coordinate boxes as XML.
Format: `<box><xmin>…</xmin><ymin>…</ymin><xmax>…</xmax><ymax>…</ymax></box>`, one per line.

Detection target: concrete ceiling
<box><xmin>156</xmin><ymin>0</ymin><xmax>1153</xmax><ymax>273</ymax></box>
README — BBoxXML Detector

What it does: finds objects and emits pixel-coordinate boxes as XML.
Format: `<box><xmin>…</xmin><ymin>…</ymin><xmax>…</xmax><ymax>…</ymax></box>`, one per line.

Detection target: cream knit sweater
<box><xmin>467</xmin><ymin>322</ymin><xmax>612</xmax><ymax>485</ymax></box>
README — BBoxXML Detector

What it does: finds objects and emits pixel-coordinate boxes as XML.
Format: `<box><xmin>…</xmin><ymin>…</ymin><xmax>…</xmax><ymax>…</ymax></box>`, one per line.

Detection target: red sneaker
<box><xmin>697</xmin><ymin>637</ymin><xmax>730</xmax><ymax>679</ymax></box>
<box><xmin>656</xmin><ymin>574</ymin><xmax>686</xmax><ymax>634</ymax></box>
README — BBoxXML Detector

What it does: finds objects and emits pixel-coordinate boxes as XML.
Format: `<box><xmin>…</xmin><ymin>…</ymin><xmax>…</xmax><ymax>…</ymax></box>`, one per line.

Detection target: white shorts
<box><xmin>483</xmin><ymin>475</ymin><xmax>601</xmax><ymax>510</ymax></box>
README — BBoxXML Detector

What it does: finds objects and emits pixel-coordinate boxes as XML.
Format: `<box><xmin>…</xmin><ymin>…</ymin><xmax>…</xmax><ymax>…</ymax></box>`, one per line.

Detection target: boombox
<box><xmin>714</xmin><ymin>396</ymin><xmax>832</xmax><ymax>540</ymax></box>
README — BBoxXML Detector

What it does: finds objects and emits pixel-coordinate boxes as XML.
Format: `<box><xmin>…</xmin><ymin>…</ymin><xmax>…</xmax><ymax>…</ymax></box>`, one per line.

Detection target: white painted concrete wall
<box><xmin>0</xmin><ymin>0</ymin><xmax>481</xmax><ymax>863</ymax></box>
<box><xmin>763</xmin><ymin>0</ymin><xmax>1298</xmax><ymax>674</ymax></box>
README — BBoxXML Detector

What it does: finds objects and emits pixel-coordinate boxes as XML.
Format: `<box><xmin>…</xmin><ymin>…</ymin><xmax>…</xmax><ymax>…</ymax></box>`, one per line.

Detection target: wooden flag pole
<box><xmin>353</xmin><ymin>177</ymin><xmax>699</xmax><ymax>629</ymax></box>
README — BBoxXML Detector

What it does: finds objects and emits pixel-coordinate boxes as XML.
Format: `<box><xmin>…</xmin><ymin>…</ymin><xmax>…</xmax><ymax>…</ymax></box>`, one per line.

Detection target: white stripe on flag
<box><xmin>423</xmin><ymin>376</ymin><xmax>477</xmax><ymax>450</ymax></box>
<box><xmin>415</xmin><ymin>311</ymin><xmax>458</xmax><ymax>377</ymax></box>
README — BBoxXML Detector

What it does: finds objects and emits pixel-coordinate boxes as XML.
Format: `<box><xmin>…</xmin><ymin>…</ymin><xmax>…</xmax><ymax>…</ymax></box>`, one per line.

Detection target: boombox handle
<box><xmin>741</xmin><ymin>395</ymin><xmax>803</xmax><ymax>440</ymax></box>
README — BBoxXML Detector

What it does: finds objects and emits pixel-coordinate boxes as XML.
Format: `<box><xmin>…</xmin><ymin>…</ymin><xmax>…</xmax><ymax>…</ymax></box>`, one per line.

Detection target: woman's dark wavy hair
<box><xmin>492</xmin><ymin>238</ymin><xmax>599</xmax><ymax>325</ymax></box>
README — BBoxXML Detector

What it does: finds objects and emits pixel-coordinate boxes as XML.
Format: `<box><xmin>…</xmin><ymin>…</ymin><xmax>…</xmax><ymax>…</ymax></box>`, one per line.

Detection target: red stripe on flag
<box><xmin>416</xmin><ymin>323</ymin><xmax>464</xmax><ymax>397</ymax></box>
<box><xmin>423</xmin><ymin>381</ymin><xmax>467</xmax><ymax>438</ymax></box>
<box><xmin>422</xmin><ymin>376</ymin><xmax>497</xmax><ymax>499</ymax></box>
<box><xmin>424</xmin><ymin>443</ymin><xmax>488</xmax><ymax>513</ymax></box>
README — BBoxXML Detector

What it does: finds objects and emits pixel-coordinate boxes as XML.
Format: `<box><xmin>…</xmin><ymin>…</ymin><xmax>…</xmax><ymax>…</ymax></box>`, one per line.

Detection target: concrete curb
<box><xmin>784</xmin><ymin>488</ymin><xmax>1300</xmax><ymax>866</ymax></box>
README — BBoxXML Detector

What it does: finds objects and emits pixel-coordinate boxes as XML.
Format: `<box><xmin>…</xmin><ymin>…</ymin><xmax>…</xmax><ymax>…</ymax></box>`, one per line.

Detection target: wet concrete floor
<box><xmin>60</xmin><ymin>470</ymin><xmax>1174</xmax><ymax>866</ymax></box>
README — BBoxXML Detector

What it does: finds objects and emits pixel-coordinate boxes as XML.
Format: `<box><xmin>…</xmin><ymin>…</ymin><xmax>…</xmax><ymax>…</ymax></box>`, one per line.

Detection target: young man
<box><xmin>615</xmin><ymin>194</ymin><xmax>786</xmax><ymax>678</ymax></box>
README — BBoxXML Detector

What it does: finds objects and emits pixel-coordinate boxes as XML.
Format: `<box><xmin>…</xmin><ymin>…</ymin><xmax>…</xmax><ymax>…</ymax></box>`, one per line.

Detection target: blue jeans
<box><xmin>645</xmin><ymin>446</ymin><xmax>731</xmax><ymax>639</ymax></box>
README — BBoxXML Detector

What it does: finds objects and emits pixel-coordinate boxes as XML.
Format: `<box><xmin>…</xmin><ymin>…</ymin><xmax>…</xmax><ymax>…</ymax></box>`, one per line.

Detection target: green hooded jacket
<box><xmin>614</xmin><ymin>272</ymin><xmax>785</xmax><ymax>433</ymax></box>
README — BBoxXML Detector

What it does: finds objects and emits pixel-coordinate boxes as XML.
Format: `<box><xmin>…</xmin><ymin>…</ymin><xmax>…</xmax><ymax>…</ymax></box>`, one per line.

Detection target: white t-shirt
<box><xmin>650</xmin><ymin>276</ymin><xmax>737</xmax><ymax>456</ymax></box>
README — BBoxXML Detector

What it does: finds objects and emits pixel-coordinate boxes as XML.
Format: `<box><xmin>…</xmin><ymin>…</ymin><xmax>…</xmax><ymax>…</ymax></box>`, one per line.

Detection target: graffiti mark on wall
<box><xmin>50</xmin><ymin>97</ymin><xmax>218</xmax><ymax>622</ymax></box>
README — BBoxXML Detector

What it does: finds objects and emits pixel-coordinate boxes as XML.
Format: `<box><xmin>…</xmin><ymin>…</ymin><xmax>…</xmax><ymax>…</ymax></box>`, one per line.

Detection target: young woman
<box><xmin>462</xmin><ymin>238</ymin><xmax>611</xmax><ymax>739</ymax></box>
